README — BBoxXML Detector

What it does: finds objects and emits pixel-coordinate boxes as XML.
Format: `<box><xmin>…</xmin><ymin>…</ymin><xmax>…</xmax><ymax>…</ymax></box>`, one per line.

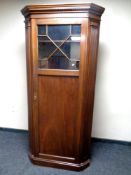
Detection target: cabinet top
<box><xmin>21</xmin><ymin>3</ymin><xmax>105</xmax><ymax>18</ymax></box>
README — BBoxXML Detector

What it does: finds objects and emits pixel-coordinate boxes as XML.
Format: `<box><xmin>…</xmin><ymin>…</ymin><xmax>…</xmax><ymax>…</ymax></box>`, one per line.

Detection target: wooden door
<box><xmin>31</xmin><ymin>18</ymin><xmax>87</xmax><ymax>161</ymax></box>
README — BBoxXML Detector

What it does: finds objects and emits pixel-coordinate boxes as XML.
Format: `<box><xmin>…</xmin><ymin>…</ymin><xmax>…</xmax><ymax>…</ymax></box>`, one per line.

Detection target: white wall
<box><xmin>0</xmin><ymin>0</ymin><xmax>131</xmax><ymax>141</ymax></box>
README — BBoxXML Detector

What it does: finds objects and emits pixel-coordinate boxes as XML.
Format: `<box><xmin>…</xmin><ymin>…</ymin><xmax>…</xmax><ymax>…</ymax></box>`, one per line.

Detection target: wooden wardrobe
<box><xmin>21</xmin><ymin>3</ymin><xmax>105</xmax><ymax>171</ymax></box>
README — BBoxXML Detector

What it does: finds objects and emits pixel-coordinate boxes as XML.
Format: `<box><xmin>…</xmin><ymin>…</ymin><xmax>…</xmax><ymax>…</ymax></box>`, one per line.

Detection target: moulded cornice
<box><xmin>21</xmin><ymin>3</ymin><xmax>105</xmax><ymax>18</ymax></box>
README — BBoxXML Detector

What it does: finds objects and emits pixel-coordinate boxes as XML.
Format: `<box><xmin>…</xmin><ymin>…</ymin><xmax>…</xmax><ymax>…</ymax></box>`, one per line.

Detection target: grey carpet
<box><xmin>0</xmin><ymin>130</ymin><xmax>131</xmax><ymax>175</ymax></box>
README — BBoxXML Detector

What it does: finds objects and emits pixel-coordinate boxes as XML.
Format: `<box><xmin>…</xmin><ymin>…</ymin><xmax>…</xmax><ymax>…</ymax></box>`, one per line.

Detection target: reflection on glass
<box><xmin>71</xmin><ymin>36</ymin><xmax>81</xmax><ymax>41</ymax></box>
<box><xmin>60</xmin><ymin>42</ymin><xmax>80</xmax><ymax>60</ymax></box>
<box><xmin>38</xmin><ymin>24</ymin><xmax>81</xmax><ymax>70</ymax></box>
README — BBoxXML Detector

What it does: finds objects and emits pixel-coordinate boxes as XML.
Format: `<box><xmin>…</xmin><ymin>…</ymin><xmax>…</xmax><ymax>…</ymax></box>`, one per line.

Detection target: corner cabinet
<box><xmin>21</xmin><ymin>3</ymin><xmax>104</xmax><ymax>171</ymax></box>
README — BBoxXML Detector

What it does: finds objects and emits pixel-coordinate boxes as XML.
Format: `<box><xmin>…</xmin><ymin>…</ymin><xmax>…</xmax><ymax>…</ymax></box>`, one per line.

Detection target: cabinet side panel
<box><xmin>80</xmin><ymin>22</ymin><xmax>100</xmax><ymax>160</ymax></box>
<box><xmin>38</xmin><ymin>76</ymin><xmax>79</xmax><ymax>158</ymax></box>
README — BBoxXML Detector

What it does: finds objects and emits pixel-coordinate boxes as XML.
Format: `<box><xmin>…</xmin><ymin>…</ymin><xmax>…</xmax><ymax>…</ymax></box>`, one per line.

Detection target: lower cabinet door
<box><xmin>37</xmin><ymin>75</ymin><xmax>79</xmax><ymax>161</ymax></box>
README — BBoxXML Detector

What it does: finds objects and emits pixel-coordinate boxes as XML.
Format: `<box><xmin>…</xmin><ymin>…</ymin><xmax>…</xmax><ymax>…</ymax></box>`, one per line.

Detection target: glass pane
<box><xmin>38</xmin><ymin>37</ymin><xmax>56</xmax><ymax>59</ymax></box>
<box><xmin>71</xmin><ymin>25</ymin><xmax>80</xmax><ymax>35</ymax></box>
<box><xmin>38</xmin><ymin>25</ymin><xmax>46</xmax><ymax>35</ymax></box>
<box><xmin>60</xmin><ymin>42</ymin><xmax>80</xmax><ymax>60</ymax></box>
<box><xmin>60</xmin><ymin>43</ymin><xmax>70</xmax><ymax>58</ymax></box>
<box><xmin>48</xmin><ymin>25</ymin><xmax>70</xmax><ymax>40</ymax></box>
<box><xmin>55</xmin><ymin>42</ymin><xmax>62</xmax><ymax>47</ymax></box>
<box><xmin>38</xmin><ymin>36</ymin><xmax>49</xmax><ymax>42</ymax></box>
<box><xmin>69</xmin><ymin>60</ymin><xmax>80</xmax><ymax>70</ymax></box>
<box><xmin>39</xmin><ymin>59</ymin><xmax>79</xmax><ymax>70</ymax></box>
<box><xmin>37</xmin><ymin>24</ymin><xmax>81</xmax><ymax>70</ymax></box>
<box><xmin>39</xmin><ymin>59</ymin><xmax>48</xmax><ymax>69</ymax></box>
<box><xmin>49</xmin><ymin>50</ymin><xmax>69</xmax><ymax>69</ymax></box>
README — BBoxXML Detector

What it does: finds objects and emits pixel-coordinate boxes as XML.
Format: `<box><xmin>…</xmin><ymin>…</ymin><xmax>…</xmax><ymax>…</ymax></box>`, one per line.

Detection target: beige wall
<box><xmin>0</xmin><ymin>0</ymin><xmax>131</xmax><ymax>141</ymax></box>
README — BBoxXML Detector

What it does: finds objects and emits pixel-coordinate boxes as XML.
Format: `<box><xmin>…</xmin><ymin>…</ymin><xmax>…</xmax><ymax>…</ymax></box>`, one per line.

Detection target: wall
<box><xmin>0</xmin><ymin>0</ymin><xmax>131</xmax><ymax>141</ymax></box>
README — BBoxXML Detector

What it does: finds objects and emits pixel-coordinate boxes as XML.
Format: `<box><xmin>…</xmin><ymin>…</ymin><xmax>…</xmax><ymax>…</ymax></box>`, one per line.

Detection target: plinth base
<box><xmin>29</xmin><ymin>153</ymin><xmax>90</xmax><ymax>171</ymax></box>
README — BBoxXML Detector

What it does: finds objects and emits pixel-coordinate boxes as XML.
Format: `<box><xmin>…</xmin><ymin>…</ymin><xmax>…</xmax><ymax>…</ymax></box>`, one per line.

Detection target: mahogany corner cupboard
<box><xmin>21</xmin><ymin>3</ymin><xmax>105</xmax><ymax>171</ymax></box>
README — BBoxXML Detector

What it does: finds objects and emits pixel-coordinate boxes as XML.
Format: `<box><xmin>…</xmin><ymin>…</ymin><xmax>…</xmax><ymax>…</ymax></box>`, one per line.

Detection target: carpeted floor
<box><xmin>0</xmin><ymin>130</ymin><xmax>131</xmax><ymax>175</ymax></box>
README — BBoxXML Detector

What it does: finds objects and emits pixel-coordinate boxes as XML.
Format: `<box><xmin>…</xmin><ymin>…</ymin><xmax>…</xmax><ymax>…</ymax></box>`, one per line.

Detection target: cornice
<box><xmin>21</xmin><ymin>3</ymin><xmax>105</xmax><ymax>18</ymax></box>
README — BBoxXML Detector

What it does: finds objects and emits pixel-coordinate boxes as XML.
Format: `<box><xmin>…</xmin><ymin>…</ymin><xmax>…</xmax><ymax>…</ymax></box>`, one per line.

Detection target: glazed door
<box><xmin>31</xmin><ymin>18</ymin><xmax>87</xmax><ymax>161</ymax></box>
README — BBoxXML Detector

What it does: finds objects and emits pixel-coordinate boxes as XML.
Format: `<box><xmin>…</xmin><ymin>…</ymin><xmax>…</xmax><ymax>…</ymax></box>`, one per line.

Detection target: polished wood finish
<box><xmin>37</xmin><ymin>69</ymin><xmax>79</xmax><ymax>76</ymax></box>
<box><xmin>21</xmin><ymin>3</ymin><xmax>104</xmax><ymax>18</ymax></box>
<box><xmin>22</xmin><ymin>3</ymin><xmax>104</xmax><ymax>171</ymax></box>
<box><xmin>38</xmin><ymin>76</ymin><xmax>79</xmax><ymax>157</ymax></box>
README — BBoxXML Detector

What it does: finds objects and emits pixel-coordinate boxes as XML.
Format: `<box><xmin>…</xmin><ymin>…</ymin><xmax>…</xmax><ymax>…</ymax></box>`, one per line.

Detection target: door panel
<box><xmin>38</xmin><ymin>75</ymin><xmax>79</xmax><ymax>157</ymax></box>
<box><xmin>31</xmin><ymin>18</ymin><xmax>86</xmax><ymax>158</ymax></box>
